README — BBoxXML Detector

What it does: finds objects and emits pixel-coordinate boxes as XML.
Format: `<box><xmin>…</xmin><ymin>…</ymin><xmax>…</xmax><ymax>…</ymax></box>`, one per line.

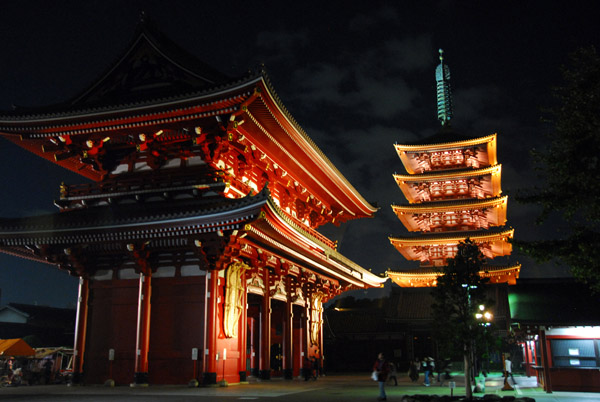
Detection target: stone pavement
<box><xmin>0</xmin><ymin>373</ymin><xmax>598</xmax><ymax>402</ymax></box>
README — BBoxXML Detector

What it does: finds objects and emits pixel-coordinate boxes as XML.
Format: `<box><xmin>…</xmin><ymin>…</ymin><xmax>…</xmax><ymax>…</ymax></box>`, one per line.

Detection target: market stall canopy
<box><xmin>34</xmin><ymin>347</ymin><xmax>72</xmax><ymax>359</ymax></box>
<box><xmin>0</xmin><ymin>338</ymin><xmax>35</xmax><ymax>357</ymax></box>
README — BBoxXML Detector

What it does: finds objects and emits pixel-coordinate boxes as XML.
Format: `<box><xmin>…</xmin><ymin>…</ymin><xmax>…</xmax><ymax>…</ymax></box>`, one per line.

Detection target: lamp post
<box><xmin>475</xmin><ymin>305</ymin><xmax>493</xmax><ymax>380</ymax></box>
<box><xmin>462</xmin><ymin>284</ymin><xmax>478</xmax><ymax>388</ymax></box>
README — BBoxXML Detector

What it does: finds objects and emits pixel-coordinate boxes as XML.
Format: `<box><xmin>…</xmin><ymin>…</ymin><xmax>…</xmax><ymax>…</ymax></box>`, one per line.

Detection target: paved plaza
<box><xmin>0</xmin><ymin>373</ymin><xmax>598</xmax><ymax>402</ymax></box>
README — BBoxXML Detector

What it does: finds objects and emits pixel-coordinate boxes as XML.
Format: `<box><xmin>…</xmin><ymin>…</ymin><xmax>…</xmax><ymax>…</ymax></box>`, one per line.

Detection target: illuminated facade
<box><xmin>0</xmin><ymin>20</ymin><xmax>385</xmax><ymax>385</ymax></box>
<box><xmin>387</xmin><ymin>50</ymin><xmax>520</xmax><ymax>287</ymax></box>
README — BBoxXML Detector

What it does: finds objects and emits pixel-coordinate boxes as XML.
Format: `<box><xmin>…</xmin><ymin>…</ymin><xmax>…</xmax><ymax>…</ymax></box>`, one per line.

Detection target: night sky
<box><xmin>0</xmin><ymin>1</ymin><xmax>597</xmax><ymax>308</ymax></box>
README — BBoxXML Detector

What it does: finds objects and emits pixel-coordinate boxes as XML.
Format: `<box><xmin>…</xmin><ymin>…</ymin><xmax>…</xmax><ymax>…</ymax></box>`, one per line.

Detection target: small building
<box><xmin>0</xmin><ymin>305</ymin><xmax>29</xmax><ymax>324</ymax></box>
<box><xmin>509</xmin><ymin>279</ymin><xmax>600</xmax><ymax>392</ymax></box>
<box><xmin>0</xmin><ymin>303</ymin><xmax>75</xmax><ymax>347</ymax></box>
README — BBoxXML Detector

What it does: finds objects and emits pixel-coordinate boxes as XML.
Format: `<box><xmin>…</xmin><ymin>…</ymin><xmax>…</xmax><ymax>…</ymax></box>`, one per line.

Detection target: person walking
<box><xmin>422</xmin><ymin>357</ymin><xmax>431</xmax><ymax>386</ymax></box>
<box><xmin>303</xmin><ymin>357</ymin><xmax>313</xmax><ymax>381</ymax></box>
<box><xmin>409</xmin><ymin>357</ymin><xmax>420</xmax><ymax>382</ymax></box>
<box><xmin>436</xmin><ymin>358</ymin><xmax>452</xmax><ymax>385</ymax></box>
<box><xmin>373</xmin><ymin>353</ymin><xmax>390</xmax><ymax>401</ymax></box>
<box><xmin>387</xmin><ymin>361</ymin><xmax>398</xmax><ymax>386</ymax></box>
<box><xmin>504</xmin><ymin>354</ymin><xmax>517</xmax><ymax>385</ymax></box>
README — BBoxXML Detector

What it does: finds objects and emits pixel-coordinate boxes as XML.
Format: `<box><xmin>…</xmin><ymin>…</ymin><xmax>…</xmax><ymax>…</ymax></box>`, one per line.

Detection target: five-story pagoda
<box><xmin>387</xmin><ymin>50</ymin><xmax>521</xmax><ymax>288</ymax></box>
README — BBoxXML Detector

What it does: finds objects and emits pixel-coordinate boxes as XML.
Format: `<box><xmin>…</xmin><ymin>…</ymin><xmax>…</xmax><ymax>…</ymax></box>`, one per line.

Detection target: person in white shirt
<box><xmin>504</xmin><ymin>355</ymin><xmax>517</xmax><ymax>385</ymax></box>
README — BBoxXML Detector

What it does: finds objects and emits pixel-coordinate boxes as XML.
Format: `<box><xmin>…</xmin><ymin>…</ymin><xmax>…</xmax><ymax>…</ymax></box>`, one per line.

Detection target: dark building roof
<box><xmin>508</xmin><ymin>278</ymin><xmax>600</xmax><ymax>326</ymax></box>
<box><xmin>325</xmin><ymin>308</ymin><xmax>386</xmax><ymax>336</ymax></box>
<box><xmin>387</xmin><ymin>287</ymin><xmax>434</xmax><ymax>321</ymax></box>
<box><xmin>7</xmin><ymin>17</ymin><xmax>232</xmax><ymax>115</ymax></box>
<box><xmin>7</xmin><ymin>303</ymin><xmax>75</xmax><ymax>328</ymax></box>
<box><xmin>0</xmin><ymin>303</ymin><xmax>75</xmax><ymax>347</ymax></box>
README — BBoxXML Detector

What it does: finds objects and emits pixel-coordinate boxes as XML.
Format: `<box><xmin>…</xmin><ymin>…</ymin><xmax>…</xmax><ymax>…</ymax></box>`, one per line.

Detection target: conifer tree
<box><xmin>431</xmin><ymin>239</ymin><xmax>492</xmax><ymax>399</ymax></box>
<box><xmin>515</xmin><ymin>46</ymin><xmax>600</xmax><ymax>292</ymax></box>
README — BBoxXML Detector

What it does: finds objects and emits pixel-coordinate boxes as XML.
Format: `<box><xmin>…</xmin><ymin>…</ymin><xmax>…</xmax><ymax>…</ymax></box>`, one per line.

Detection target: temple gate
<box><xmin>0</xmin><ymin>19</ymin><xmax>386</xmax><ymax>385</ymax></box>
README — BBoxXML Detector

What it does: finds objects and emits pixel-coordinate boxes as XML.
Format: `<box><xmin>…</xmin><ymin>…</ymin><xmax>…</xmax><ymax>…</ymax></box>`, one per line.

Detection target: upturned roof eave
<box><xmin>387</xmin><ymin>262</ymin><xmax>522</xmax><ymax>276</ymax></box>
<box><xmin>0</xmin><ymin>70</ymin><xmax>376</xmax><ymax>219</ymax></box>
<box><xmin>388</xmin><ymin>227</ymin><xmax>514</xmax><ymax>243</ymax></box>
<box><xmin>255</xmin><ymin>77</ymin><xmax>378</xmax><ymax>216</ymax></box>
<box><xmin>386</xmin><ymin>263</ymin><xmax>521</xmax><ymax>287</ymax></box>
<box><xmin>391</xmin><ymin>195</ymin><xmax>508</xmax><ymax>212</ymax></box>
<box><xmin>393</xmin><ymin>164</ymin><xmax>502</xmax><ymax>182</ymax></box>
<box><xmin>394</xmin><ymin>133</ymin><xmax>497</xmax><ymax>152</ymax></box>
<box><xmin>248</xmin><ymin>198</ymin><xmax>386</xmax><ymax>289</ymax></box>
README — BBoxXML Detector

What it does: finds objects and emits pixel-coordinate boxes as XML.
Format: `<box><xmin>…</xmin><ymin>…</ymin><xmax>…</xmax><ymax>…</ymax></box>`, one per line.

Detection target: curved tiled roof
<box><xmin>387</xmin><ymin>263</ymin><xmax>521</xmax><ymax>275</ymax></box>
<box><xmin>246</xmin><ymin>197</ymin><xmax>386</xmax><ymax>289</ymax></box>
<box><xmin>392</xmin><ymin>195</ymin><xmax>507</xmax><ymax>212</ymax></box>
<box><xmin>1</xmin><ymin>17</ymin><xmax>233</xmax><ymax>119</ymax></box>
<box><xmin>0</xmin><ymin>23</ymin><xmax>376</xmax><ymax>220</ymax></box>
<box><xmin>386</xmin><ymin>263</ymin><xmax>521</xmax><ymax>287</ymax></box>
<box><xmin>393</xmin><ymin>164</ymin><xmax>501</xmax><ymax>182</ymax></box>
<box><xmin>389</xmin><ymin>227</ymin><xmax>514</xmax><ymax>243</ymax></box>
<box><xmin>394</xmin><ymin>132</ymin><xmax>496</xmax><ymax>151</ymax></box>
<box><xmin>0</xmin><ymin>189</ymin><xmax>269</xmax><ymax>246</ymax></box>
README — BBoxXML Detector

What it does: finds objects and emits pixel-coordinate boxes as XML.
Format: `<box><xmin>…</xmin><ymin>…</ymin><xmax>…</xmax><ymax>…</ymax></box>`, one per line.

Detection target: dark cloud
<box><xmin>0</xmin><ymin>1</ymin><xmax>598</xmax><ymax>306</ymax></box>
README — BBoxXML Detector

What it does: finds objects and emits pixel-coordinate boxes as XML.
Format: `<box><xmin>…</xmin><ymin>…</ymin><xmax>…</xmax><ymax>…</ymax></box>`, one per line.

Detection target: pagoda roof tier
<box><xmin>386</xmin><ymin>263</ymin><xmax>521</xmax><ymax>287</ymax></box>
<box><xmin>391</xmin><ymin>195</ymin><xmax>508</xmax><ymax>232</ymax></box>
<box><xmin>0</xmin><ymin>187</ymin><xmax>383</xmax><ymax>291</ymax></box>
<box><xmin>394</xmin><ymin>133</ymin><xmax>497</xmax><ymax>174</ymax></box>
<box><xmin>389</xmin><ymin>227</ymin><xmax>514</xmax><ymax>263</ymax></box>
<box><xmin>393</xmin><ymin>164</ymin><xmax>502</xmax><ymax>203</ymax></box>
<box><xmin>0</xmin><ymin>20</ymin><xmax>376</xmax><ymax>225</ymax></box>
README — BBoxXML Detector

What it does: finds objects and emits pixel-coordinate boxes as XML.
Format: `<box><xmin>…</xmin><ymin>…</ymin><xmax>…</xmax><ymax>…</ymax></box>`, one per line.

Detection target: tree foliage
<box><xmin>515</xmin><ymin>46</ymin><xmax>600</xmax><ymax>292</ymax></box>
<box><xmin>431</xmin><ymin>239</ymin><xmax>494</xmax><ymax>399</ymax></box>
<box><xmin>431</xmin><ymin>240</ymin><xmax>491</xmax><ymax>352</ymax></box>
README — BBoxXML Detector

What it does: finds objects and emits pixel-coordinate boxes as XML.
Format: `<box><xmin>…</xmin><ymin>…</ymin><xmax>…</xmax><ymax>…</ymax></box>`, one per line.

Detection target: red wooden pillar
<box><xmin>304</xmin><ymin>302</ymin><xmax>311</xmax><ymax>356</ymax></box>
<box><xmin>204</xmin><ymin>270</ymin><xmax>219</xmax><ymax>384</ymax></box>
<box><xmin>539</xmin><ymin>328</ymin><xmax>553</xmax><ymax>393</ymax></box>
<box><xmin>301</xmin><ymin>301</ymin><xmax>311</xmax><ymax>379</ymax></box>
<box><xmin>238</xmin><ymin>271</ymin><xmax>248</xmax><ymax>382</ymax></box>
<box><xmin>247</xmin><ymin>316</ymin><xmax>257</xmax><ymax>376</ymax></box>
<box><xmin>318</xmin><ymin>300</ymin><xmax>324</xmax><ymax>374</ymax></box>
<box><xmin>71</xmin><ymin>276</ymin><xmax>89</xmax><ymax>384</ymax></box>
<box><xmin>523</xmin><ymin>341</ymin><xmax>532</xmax><ymax>377</ymax></box>
<box><xmin>292</xmin><ymin>305</ymin><xmax>303</xmax><ymax>377</ymax></box>
<box><xmin>133</xmin><ymin>271</ymin><xmax>152</xmax><ymax>385</ymax></box>
<box><xmin>259</xmin><ymin>269</ymin><xmax>271</xmax><ymax>379</ymax></box>
<box><xmin>283</xmin><ymin>299</ymin><xmax>293</xmax><ymax>379</ymax></box>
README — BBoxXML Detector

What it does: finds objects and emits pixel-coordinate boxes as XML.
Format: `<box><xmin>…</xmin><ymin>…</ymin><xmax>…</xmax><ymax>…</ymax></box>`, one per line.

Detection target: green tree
<box><xmin>515</xmin><ymin>46</ymin><xmax>600</xmax><ymax>292</ymax></box>
<box><xmin>431</xmin><ymin>239</ymin><xmax>493</xmax><ymax>399</ymax></box>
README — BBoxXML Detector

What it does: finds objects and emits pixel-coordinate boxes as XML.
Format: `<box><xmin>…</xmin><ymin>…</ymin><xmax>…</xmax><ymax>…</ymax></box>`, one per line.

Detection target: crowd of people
<box><xmin>303</xmin><ymin>356</ymin><xmax>323</xmax><ymax>381</ymax></box>
<box><xmin>372</xmin><ymin>354</ymin><xmax>454</xmax><ymax>401</ymax></box>
<box><xmin>371</xmin><ymin>352</ymin><xmax>520</xmax><ymax>400</ymax></box>
<box><xmin>1</xmin><ymin>357</ymin><xmax>58</xmax><ymax>386</ymax></box>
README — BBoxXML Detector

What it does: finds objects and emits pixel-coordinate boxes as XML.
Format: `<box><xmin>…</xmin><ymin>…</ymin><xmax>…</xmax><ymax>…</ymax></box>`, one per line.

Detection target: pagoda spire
<box><xmin>436</xmin><ymin>49</ymin><xmax>453</xmax><ymax>127</ymax></box>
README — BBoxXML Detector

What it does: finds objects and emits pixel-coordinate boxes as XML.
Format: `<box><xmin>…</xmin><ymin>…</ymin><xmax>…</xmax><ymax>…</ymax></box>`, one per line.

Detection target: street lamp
<box><xmin>475</xmin><ymin>304</ymin><xmax>493</xmax><ymax>326</ymax></box>
<box><xmin>475</xmin><ymin>305</ymin><xmax>493</xmax><ymax>379</ymax></box>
